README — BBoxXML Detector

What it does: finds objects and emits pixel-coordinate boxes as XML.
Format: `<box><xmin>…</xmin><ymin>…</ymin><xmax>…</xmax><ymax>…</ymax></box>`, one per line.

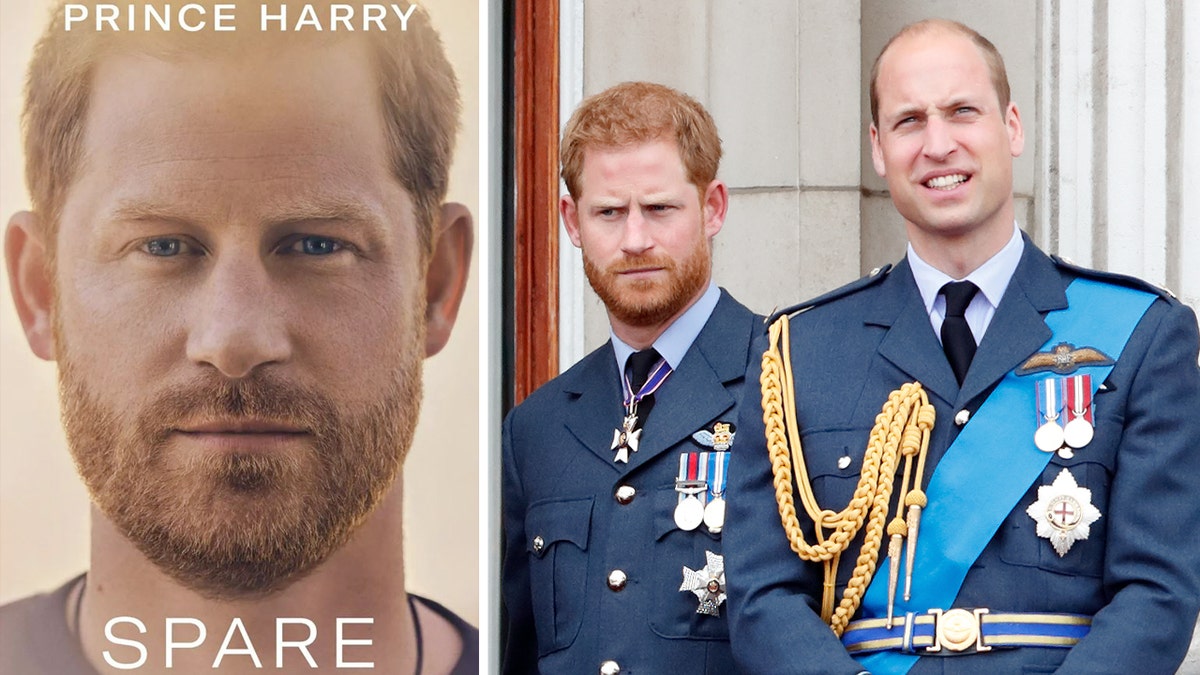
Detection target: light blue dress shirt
<box><xmin>907</xmin><ymin>223</ymin><xmax>1024</xmax><ymax>346</ymax></box>
<box><xmin>610</xmin><ymin>281</ymin><xmax>720</xmax><ymax>378</ymax></box>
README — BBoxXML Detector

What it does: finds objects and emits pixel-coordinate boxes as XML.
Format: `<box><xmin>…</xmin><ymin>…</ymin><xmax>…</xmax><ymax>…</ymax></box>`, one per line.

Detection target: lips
<box><xmin>610</xmin><ymin>255</ymin><xmax>673</xmax><ymax>277</ymax></box>
<box><xmin>177</xmin><ymin>418</ymin><xmax>307</xmax><ymax>434</ymax></box>
<box><xmin>616</xmin><ymin>266</ymin><xmax>666</xmax><ymax>277</ymax></box>
<box><xmin>172</xmin><ymin>418</ymin><xmax>311</xmax><ymax>454</ymax></box>
<box><xmin>922</xmin><ymin>173</ymin><xmax>970</xmax><ymax>190</ymax></box>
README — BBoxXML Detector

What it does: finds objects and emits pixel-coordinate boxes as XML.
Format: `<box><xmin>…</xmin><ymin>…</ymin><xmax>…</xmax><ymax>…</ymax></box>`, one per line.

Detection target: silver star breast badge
<box><xmin>680</xmin><ymin>550</ymin><xmax>726</xmax><ymax>616</ymax></box>
<box><xmin>1026</xmin><ymin>468</ymin><xmax>1102</xmax><ymax>557</ymax></box>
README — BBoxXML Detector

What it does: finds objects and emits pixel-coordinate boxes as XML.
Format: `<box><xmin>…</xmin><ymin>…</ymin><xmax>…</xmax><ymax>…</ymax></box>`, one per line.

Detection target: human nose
<box><xmin>186</xmin><ymin>255</ymin><xmax>291</xmax><ymax>379</ymax></box>
<box><xmin>922</xmin><ymin>115</ymin><xmax>957</xmax><ymax>160</ymax></box>
<box><xmin>619</xmin><ymin>208</ymin><xmax>652</xmax><ymax>255</ymax></box>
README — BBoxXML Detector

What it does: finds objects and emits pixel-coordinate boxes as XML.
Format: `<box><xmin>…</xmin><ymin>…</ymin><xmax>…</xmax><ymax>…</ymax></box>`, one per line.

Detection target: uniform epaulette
<box><xmin>766</xmin><ymin>264</ymin><xmax>893</xmax><ymax>325</ymax></box>
<box><xmin>1050</xmin><ymin>255</ymin><xmax>1177</xmax><ymax>302</ymax></box>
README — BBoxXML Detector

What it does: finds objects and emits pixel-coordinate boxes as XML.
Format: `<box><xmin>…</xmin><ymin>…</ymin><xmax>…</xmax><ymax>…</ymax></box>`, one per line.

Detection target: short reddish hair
<box><xmin>22</xmin><ymin>0</ymin><xmax>460</xmax><ymax>260</ymax></box>
<box><xmin>560</xmin><ymin>81</ymin><xmax>722</xmax><ymax>199</ymax></box>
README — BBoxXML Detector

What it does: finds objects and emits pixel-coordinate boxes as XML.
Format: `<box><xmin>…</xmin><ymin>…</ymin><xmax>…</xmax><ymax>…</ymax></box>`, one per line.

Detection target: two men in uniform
<box><xmin>505</xmin><ymin>17</ymin><xmax>1200</xmax><ymax>675</ymax></box>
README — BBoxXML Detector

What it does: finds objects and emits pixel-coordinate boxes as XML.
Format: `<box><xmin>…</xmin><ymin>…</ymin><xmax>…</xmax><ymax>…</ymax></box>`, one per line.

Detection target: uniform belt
<box><xmin>842</xmin><ymin>608</ymin><xmax>1092</xmax><ymax>655</ymax></box>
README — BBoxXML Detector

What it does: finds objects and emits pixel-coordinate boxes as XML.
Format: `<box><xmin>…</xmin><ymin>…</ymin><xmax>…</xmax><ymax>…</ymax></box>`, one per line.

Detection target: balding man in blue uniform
<box><xmin>725</xmin><ymin>19</ymin><xmax>1200</xmax><ymax>675</ymax></box>
<box><xmin>501</xmin><ymin>82</ymin><xmax>760</xmax><ymax>674</ymax></box>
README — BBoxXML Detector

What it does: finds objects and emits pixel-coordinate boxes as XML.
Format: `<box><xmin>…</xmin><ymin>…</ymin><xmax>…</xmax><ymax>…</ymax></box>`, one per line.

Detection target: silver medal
<box><xmin>1034</xmin><ymin>421</ymin><xmax>1064</xmax><ymax>453</ymax></box>
<box><xmin>1063</xmin><ymin>417</ymin><xmax>1094</xmax><ymax>449</ymax></box>
<box><xmin>703</xmin><ymin>497</ymin><xmax>726</xmax><ymax>532</ymax></box>
<box><xmin>674</xmin><ymin>496</ymin><xmax>704</xmax><ymax>531</ymax></box>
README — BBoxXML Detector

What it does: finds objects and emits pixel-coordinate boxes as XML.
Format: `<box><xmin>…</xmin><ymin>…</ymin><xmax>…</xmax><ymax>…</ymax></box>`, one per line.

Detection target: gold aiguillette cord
<box><xmin>760</xmin><ymin>316</ymin><xmax>934</xmax><ymax>636</ymax></box>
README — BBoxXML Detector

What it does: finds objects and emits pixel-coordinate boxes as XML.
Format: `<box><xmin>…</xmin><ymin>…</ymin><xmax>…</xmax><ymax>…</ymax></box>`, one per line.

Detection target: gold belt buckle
<box><xmin>926</xmin><ymin>608</ymin><xmax>992</xmax><ymax>653</ymax></box>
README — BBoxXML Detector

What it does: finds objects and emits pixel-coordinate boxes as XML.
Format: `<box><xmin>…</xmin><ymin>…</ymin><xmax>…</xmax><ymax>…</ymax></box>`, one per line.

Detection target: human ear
<box><xmin>424</xmin><ymin>203</ymin><xmax>473</xmax><ymax>358</ymax></box>
<box><xmin>1006</xmin><ymin>102</ymin><xmax>1025</xmax><ymax>158</ymax></box>
<box><xmin>870</xmin><ymin>123</ymin><xmax>887</xmax><ymax>177</ymax></box>
<box><xmin>560</xmin><ymin>195</ymin><xmax>582</xmax><ymax>248</ymax></box>
<box><xmin>701</xmin><ymin>180</ymin><xmax>728</xmax><ymax>238</ymax></box>
<box><xmin>5</xmin><ymin>211</ymin><xmax>56</xmax><ymax>361</ymax></box>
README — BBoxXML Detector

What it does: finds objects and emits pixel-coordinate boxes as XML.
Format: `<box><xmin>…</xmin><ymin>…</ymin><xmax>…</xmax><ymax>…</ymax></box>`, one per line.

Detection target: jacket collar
<box><xmin>867</xmin><ymin>236</ymin><xmax>1067</xmax><ymax>407</ymax></box>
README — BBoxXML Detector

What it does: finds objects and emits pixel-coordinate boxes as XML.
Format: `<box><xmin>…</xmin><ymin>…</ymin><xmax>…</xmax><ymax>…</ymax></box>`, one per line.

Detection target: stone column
<box><xmin>1038</xmin><ymin>0</ymin><xmax>1198</xmax><ymax>309</ymax></box>
<box><xmin>791</xmin><ymin>0</ymin><xmax>863</xmax><ymax>301</ymax></box>
<box><xmin>1039</xmin><ymin>1</ymin><xmax>1200</xmax><ymax>664</ymax></box>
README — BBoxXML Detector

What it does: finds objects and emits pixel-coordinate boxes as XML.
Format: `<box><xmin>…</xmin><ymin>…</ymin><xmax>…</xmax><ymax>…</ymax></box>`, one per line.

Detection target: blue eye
<box><xmin>144</xmin><ymin>238</ymin><xmax>183</xmax><ymax>256</ymax></box>
<box><xmin>295</xmin><ymin>236</ymin><xmax>342</xmax><ymax>255</ymax></box>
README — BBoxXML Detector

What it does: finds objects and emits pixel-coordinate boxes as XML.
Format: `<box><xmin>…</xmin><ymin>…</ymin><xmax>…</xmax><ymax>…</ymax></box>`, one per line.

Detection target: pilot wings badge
<box><xmin>1017</xmin><ymin>342</ymin><xmax>1114</xmax><ymax>376</ymax></box>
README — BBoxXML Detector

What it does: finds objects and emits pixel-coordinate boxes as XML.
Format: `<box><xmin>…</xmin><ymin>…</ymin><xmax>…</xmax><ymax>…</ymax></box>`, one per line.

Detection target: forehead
<box><xmin>875</xmin><ymin>30</ymin><xmax>993</xmax><ymax>110</ymax></box>
<box><xmin>577</xmin><ymin>139</ymin><xmax>688</xmax><ymax>197</ymax></box>
<box><xmin>65</xmin><ymin>41</ymin><xmax>399</xmax><ymax>225</ymax></box>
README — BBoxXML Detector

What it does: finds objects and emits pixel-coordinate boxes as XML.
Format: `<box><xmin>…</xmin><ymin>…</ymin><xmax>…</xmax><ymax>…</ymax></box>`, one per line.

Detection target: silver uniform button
<box><xmin>607</xmin><ymin>569</ymin><xmax>628</xmax><ymax>591</ymax></box>
<box><xmin>532</xmin><ymin>535</ymin><xmax>545</xmax><ymax>552</ymax></box>
<box><xmin>600</xmin><ymin>660</ymin><xmax>621</xmax><ymax>675</ymax></box>
<box><xmin>615</xmin><ymin>485</ymin><xmax>636</xmax><ymax>504</ymax></box>
<box><xmin>954</xmin><ymin>409</ymin><xmax>970</xmax><ymax>426</ymax></box>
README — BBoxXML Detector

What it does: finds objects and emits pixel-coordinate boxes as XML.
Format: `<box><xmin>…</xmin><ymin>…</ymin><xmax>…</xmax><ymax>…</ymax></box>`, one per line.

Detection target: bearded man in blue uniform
<box><xmin>725</xmin><ymin>19</ymin><xmax>1200</xmax><ymax>675</ymax></box>
<box><xmin>502</xmin><ymin>82</ymin><xmax>761</xmax><ymax>674</ymax></box>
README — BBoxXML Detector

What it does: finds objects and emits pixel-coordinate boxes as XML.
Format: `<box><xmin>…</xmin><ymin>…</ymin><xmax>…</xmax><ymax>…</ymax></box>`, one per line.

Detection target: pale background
<box><xmin>553</xmin><ymin>0</ymin><xmax>1200</xmax><ymax>358</ymax></box>
<box><xmin>0</xmin><ymin>0</ymin><xmax>481</xmax><ymax>626</ymax></box>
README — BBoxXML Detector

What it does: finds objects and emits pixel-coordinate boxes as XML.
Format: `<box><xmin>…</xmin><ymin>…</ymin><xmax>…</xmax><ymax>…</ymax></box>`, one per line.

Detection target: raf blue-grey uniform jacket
<box><xmin>725</xmin><ymin>239</ymin><xmax>1200</xmax><ymax>674</ymax></box>
<box><xmin>502</xmin><ymin>289</ymin><xmax>761</xmax><ymax>674</ymax></box>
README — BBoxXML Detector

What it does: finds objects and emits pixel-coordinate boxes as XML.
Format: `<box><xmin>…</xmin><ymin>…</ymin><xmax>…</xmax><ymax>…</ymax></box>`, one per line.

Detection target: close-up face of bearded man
<box><xmin>4</xmin><ymin>0</ymin><xmax>474</xmax><ymax>601</ymax></box>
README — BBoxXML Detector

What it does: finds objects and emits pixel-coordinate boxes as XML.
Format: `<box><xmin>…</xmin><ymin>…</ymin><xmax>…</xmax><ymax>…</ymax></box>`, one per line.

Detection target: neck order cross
<box><xmin>611</xmin><ymin>349</ymin><xmax>672</xmax><ymax>463</ymax></box>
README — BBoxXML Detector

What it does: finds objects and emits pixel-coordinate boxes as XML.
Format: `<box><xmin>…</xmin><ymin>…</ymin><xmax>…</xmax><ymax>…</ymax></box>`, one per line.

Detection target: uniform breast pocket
<box><xmin>648</xmin><ymin>485</ymin><xmax>730</xmax><ymax>641</ymax></box>
<box><xmin>997</xmin><ymin>453</ymin><xmax>1114</xmax><ymax>579</ymax></box>
<box><xmin>525</xmin><ymin>496</ymin><xmax>593</xmax><ymax>656</ymax></box>
<box><xmin>800</xmin><ymin>428</ymin><xmax>874</xmax><ymax>509</ymax></box>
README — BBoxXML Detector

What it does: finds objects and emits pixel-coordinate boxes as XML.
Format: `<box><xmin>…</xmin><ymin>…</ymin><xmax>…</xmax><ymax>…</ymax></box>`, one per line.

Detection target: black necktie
<box><xmin>626</xmin><ymin>348</ymin><xmax>662</xmax><ymax>425</ymax></box>
<box><xmin>940</xmin><ymin>281</ymin><xmax>979</xmax><ymax>385</ymax></box>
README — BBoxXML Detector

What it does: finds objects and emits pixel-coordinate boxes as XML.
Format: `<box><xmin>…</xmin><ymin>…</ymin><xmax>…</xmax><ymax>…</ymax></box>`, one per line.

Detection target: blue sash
<box><xmin>856</xmin><ymin>278</ymin><xmax>1156</xmax><ymax>674</ymax></box>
